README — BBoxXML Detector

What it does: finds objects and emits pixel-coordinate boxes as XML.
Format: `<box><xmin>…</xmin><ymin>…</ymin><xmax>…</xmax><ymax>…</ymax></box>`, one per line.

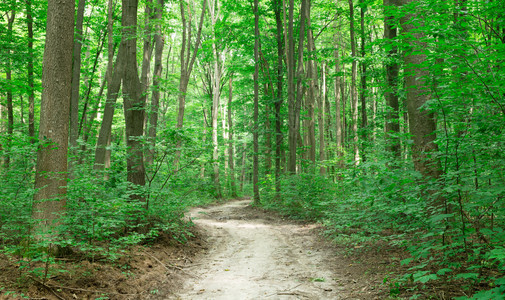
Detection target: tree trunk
<box><xmin>334</xmin><ymin>29</ymin><xmax>343</xmax><ymax>172</ymax></box>
<box><xmin>69</xmin><ymin>0</ymin><xmax>86</xmax><ymax>150</ymax></box>
<box><xmin>348</xmin><ymin>0</ymin><xmax>360</xmax><ymax>164</ymax></box>
<box><xmin>384</xmin><ymin>0</ymin><xmax>401</xmax><ymax>158</ymax></box>
<box><xmin>94</xmin><ymin>43</ymin><xmax>124</xmax><ymax>170</ymax></box>
<box><xmin>26</xmin><ymin>0</ymin><xmax>36</xmax><ymax>143</ymax></box>
<box><xmin>174</xmin><ymin>0</ymin><xmax>207</xmax><ymax>167</ymax></box>
<box><xmin>305</xmin><ymin>0</ymin><xmax>317</xmax><ymax>166</ymax></box>
<box><xmin>273</xmin><ymin>0</ymin><xmax>283</xmax><ymax>198</ymax></box>
<box><xmin>146</xmin><ymin>0</ymin><xmax>165</xmax><ymax>165</ymax></box>
<box><xmin>228</xmin><ymin>76</ymin><xmax>238</xmax><ymax>197</ymax></box>
<box><xmin>287</xmin><ymin>0</ymin><xmax>307</xmax><ymax>173</ymax></box>
<box><xmin>399</xmin><ymin>0</ymin><xmax>442</xmax><ymax>211</ymax></box>
<box><xmin>33</xmin><ymin>0</ymin><xmax>74</xmax><ymax>237</ymax></box>
<box><xmin>359</xmin><ymin>0</ymin><xmax>367</xmax><ymax>160</ymax></box>
<box><xmin>286</xmin><ymin>0</ymin><xmax>296</xmax><ymax>173</ymax></box>
<box><xmin>5</xmin><ymin>7</ymin><xmax>15</xmax><ymax>169</ymax></box>
<box><xmin>253</xmin><ymin>0</ymin><xmax>260</xmax><ymax>204</ymax></box>
<box><xmin>208</xmin><ymin>0</ymin><xmax>223</xmax><ymax>199</ymax></box>
<box><xmin>318</xmin><ymin>62</ymin><xmax>326</xmax><ymax>175</ymax></box>
<box><xmin>122</xmin><ymin>0</ymin><xmax>146</xmax><ymax>196</ymax></box>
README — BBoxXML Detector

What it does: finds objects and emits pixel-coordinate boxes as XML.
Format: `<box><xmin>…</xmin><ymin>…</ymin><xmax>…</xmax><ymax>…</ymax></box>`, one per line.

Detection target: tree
<box><xmin>174</xmin><ymin>0</ymin><xmax>207</xmax><ymax>167</ymax></box>
<box><xmin>69</xmin><ymin>0</ymin><xmax>86</xmax><ymax>151</ymax></box>
<box><xmin>384</xmin><ymin>0</ymin><xmax>401</xmax><ymax>158</ymax></box>
<box><xmin>348</xmin><ymin>0</ymin><xmax>360</xmax><ymax>164</ymax></box>
<box><xmin>399</xmin><ymin>0</ymin><xmax>442</xmax><ymax>209</ymax></box>
<box><xmin>122</xmin><ymin>0</ymin><xmax>146</xmax><ymax>196</ymax></box>
<box><xmin>253</xmin><ymin>0</ymin><xmax>260</xmax><ymax>204</ymax></box>
<box><xmin>32</xmin><ymin>0</ymin><xmax>75</xmax><ymax>236</ymax></box>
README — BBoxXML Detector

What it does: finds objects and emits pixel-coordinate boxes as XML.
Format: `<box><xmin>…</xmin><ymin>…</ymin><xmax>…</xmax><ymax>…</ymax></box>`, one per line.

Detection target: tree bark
<box><xmin>33</xmin><ymin>0</ymin><xmax>74</xmax><ymax>237</ymax></box>
<box><xmin>399</xmin><ymin>0</ymin><xmax>442</xmax><ymax>211</ymax></box>
<box><xmin>146</xmin><ymin>0</ymin><xmax>165</xmax><ymax>165</ymax></box>
<box><xmin>273</xmin><ymin>0</ymin><xmax>283</xmax><ymax>198</ymax></box>
<box><xmin>26</xmin><ymin>0</ymin><xmax>36</xmax><ymax>143</ymax></box>
<box><xmin>122</xmin><ymin>0</ymin><xmax>146</xmax><ymax>196</ymax></box>
<box><xmin>384</xmin><ymin>0</ymin><xmax>401</xmax><ymax>158</ymax></box>
<box><xmin>253</xmin><ymin>0</ymin><xmax>260</xmax><ymax>204</ymax></box>
<box><xmin>305</xmin><ymin>0</ymin><xmax>317</xmax><ymax>165</ymax></box>
<box><xmin>348</xmin><ymin>0</ymin><xmax>360</xmax><ymax>164</ymax></box>
<box><xmin>69</xmin><ymin>0</ymin><xmax>86</xmax><ymax>150</ymax></box>
<box><xmin>228</xmin><ymin>76</ymin><xmax>238</xmax><ymax>197</ymax></box>
<box><xmin>5</xmin><ymin>6</ymin><xmax>15</xmax><ymax>168</ymax></box>
<box><xmin>334</xmin><ymin>28</ymin><xmax>343</xmax><ymax>172</ymax></box>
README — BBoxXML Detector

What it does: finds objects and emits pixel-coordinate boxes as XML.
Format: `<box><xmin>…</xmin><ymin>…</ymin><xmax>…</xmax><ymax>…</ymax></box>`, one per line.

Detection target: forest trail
<box><xmin>171</xmin><ymin>199</ymin><xmax>341</xmax><ymax>300</ymax></box>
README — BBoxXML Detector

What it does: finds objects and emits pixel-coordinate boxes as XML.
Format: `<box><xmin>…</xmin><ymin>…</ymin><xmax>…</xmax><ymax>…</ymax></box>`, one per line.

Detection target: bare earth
<box><xmin>172</xmin><ymin>199</ymin><xmax>343</xmax><ymax>300</ymax></box>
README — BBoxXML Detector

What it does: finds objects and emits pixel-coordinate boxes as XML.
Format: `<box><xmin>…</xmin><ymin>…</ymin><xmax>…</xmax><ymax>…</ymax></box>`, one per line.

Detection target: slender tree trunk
<box><xmin>146</xmin><ymin>0</ymin><xmax>165</xmax><ymax>165</ymax></box>
<box><xmin>384</xmin><ymin>0</ymin><xmax>401</xmax><ymax>158</ymax></box>
<box><xmin>94</xmin><ymin>43</ymin><xmax>124</xmax><ymax>170</ymax></box>
<box><xmin>228</xmin><ymin>76</ymin><xmax>238</xmax><ymax>197</ymax></box>
<box><xmin>174</xmin><ymin>0</ymin><xmax>207</xmax><ymax>167</ymax></box>
<box><xmin>334</xmin><ymin>28</ymin><xmax>343</xmax><ymax>172</ymax></box>
<box><xmin>33</xmin><ymin>0</ymin><xmax>74</xmax><ymax>237</ymax></box>
<box><xmin>348</xmin><ymin>0</ymin><xmax>360</xmax><ymax>164</ymax></box>
<box><xmin>273</xmin><ymin>0</ymin><xmax>283</xmax><ymax>198</ymax></box>
<box><xmin>5</xmin><ymin>7</ymin><xmax>15</xmax><ymax>168</ymax></box>
<box><xmin>305</xmin><ymin>0</ymin><xmax>317</xmax><ymax>165</ymax></box>
<box><xmin>26</xmin><ymin>0</ymin><xmax>36</xmax><ymax>143</ymax></box>
<box><xmin>287</xmin><ymin>0</ymin><xmax>296</xmax><ymax>173</ymax></box>
<box><xmin>359</xmin><ymin>0</ymin><xmax>367</xmax><ymax>160</ymax></box>
<box><xmin>318</xmin><ymin>62</ymin><xmax>326</xmax><ymax>175</ymax></box>
<box><xmin>208</xmin><ymin>0</ymin><xmax>223</xmax><ymax>199</ymax></box>
<box><xmin>253</xmin><ymin>0</ymin><xmax>260</xmax><ymax>204</ymax></box>
<box><xmin>70</xmin><ymin>0</ymin><xmax>86</xmax><ymax>150</ymax></box>
<box><xmin>141</xmin><ymin>0</ymin><xmax>154</xmax><ymax>130</ymax></box>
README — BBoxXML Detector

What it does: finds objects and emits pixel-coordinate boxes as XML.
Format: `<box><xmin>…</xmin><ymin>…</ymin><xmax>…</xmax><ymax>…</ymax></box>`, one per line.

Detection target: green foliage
<box><xmin>261</xmin><ymin>173</ymin><xmax>335</xmax><ymax>220</ymax></box>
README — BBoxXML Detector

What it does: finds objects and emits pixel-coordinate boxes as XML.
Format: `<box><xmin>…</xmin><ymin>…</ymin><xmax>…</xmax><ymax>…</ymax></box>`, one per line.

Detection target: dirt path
<box><xmin>171</xmin><ymin>199</ymin><xmax>342</xmax><ymax>299</ymax></box>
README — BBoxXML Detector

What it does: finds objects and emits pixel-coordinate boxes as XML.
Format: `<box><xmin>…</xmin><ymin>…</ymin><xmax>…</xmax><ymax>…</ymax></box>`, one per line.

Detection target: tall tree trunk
<box><xmin>69</xmin><ymin>0</ymin><xmax>86</xmax><ymax>150</ymax></box>
<box><xmin>5</xmin><ymin>6</ymin><xmax>15</xmax><ymax>169</ymax></box>
<box><xmin>334</xmin><ymin>28</ymin><xmax>343</xmax><ymax>172</ymax></box>
<box><xmin>209</xmin><ymin>0</ymin><xmax>223</xmax><ymax>199</ymax></box>
<box><xmin>146</xmin><ymin>0</ymin><xmax>165</xmax><ymax>165</ymax></box>
<box><xmin>26</xmin><ymin>0</ymin><xmax>36</xmax><ymax>143</ymax></box>
<box><xmin>228</xmin><ymin>76</ymin><xmax>238</xmax><ymax>197</ymax></box>
<box><xmin>359</xmin><ymin>0</ymin><xmax>367</xmax><ymax>160</ymax></box>
<box><xmin>174</xmin><ymin>0</ymin><xmax>207</xmax><ymax>167</ymax></box>
<box><xmin>273</xmin><ymin>0</ymin><xmax>283</xmax><ymax>198</ymax></box>
<box><xmin>348</xmin><ymin>0</ymin><xmax>360</xmax><ymax>164</ymax></box>
<box><xmin>33</xmin><ymin>0</ymin><xmax>74</xmax><ymax>237</ymax></box>
<box><xmin>141</xmin><ymin>0</ymin><xmax>154</xmax><ymax>130</ymax></box>
<box><xmin>94</xmin><ymin>41</ymin><xmax>124</xmax><ymax>170</ymax></box>
<box><xmin>287</xmin><ymin>0</ymin><xmax>307</xmax><ymax>173</ymax></box>
<box><xmin>122</xmin><ymin>0</ymin><xmax>146</xmax><ymax>196</ymax></box>
<box><xmin>253</xmin><ymin>0</ymin><xmax>260</xmax><ymax>204</ymax></box>
<box><xmin>286</xmin><ymin>0</ymin><xmax>296</xmax><ymax>173</ymax></box>
<box><xmin>399</xmin><ymin>0</ymin><xmax>442</xmax><ymax>212</ymax></box>
<box><xmin>384</xmin><ymin>0</ymin><xmax>401</xmax><ymax>158</ymax></box>
<box><xmin>305</xmin><ymin>0</ymin><xmax>317</xmax><ymax>165</ymax></box>
<box><xmin>318</xmin><ymin>62</ymin><xmax>326</xmax><ymax>175</ymax></box>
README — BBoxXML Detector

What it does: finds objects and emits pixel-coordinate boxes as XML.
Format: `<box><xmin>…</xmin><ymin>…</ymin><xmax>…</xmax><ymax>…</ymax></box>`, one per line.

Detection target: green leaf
<box><xmin>401</xmin><ymin>257</ymin><xmax>413</xmax><ymax>266</ymax></box>
<box><xmin>454</xmin><ymin>273</ymin><xmax>479</xmax><ymax>280</ymax></box>
<box><xmin>436</xmin><ymin>268</ymin><xmax>452</xmax><ymax>276</ymax></box>
<box><xmin>415</xmin><ymin>273</ymin><xmax>438</xmax><ymax>284</ymax></box>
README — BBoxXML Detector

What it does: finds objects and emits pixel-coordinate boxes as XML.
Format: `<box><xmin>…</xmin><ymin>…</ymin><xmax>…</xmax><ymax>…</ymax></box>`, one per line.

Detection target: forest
<box><xmin>1</xmin><ymin>0</ymin><xmax>504</xmax><ymax>298</ymax></box>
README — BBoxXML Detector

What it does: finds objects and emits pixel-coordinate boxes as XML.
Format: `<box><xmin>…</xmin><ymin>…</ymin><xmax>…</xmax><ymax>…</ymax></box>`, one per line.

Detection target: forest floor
<box><xmin>0</xmin><ymin>199</ymin><xmax>410</xmax><ymax>299</ymax></box>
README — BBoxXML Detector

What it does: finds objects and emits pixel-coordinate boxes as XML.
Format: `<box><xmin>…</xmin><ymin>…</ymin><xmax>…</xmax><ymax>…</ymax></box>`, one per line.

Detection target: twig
<box><xmin>29</xmin><ymin>276</ymin><xmax>66</xmax><ymax>300</ymax></box>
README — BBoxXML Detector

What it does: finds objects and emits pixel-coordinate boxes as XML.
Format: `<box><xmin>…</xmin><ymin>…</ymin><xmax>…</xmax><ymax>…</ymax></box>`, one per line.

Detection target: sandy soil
<box><xmin>171</xmin><ymin>199</ymin><xmax>343</xmax><ymax>300</ymax></box>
